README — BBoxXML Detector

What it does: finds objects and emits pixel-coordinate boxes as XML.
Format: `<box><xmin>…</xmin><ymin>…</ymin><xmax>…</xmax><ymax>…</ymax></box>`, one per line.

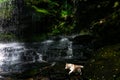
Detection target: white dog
<box><xmin>65</xmin><ymin>63</ymin><xmax>84</xmax><ymax>75</ymax></box>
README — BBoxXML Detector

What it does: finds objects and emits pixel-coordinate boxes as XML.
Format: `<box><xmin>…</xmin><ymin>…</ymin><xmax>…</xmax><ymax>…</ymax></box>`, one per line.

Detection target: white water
<box><xmin>0</xmin><ymin>42</ymin><xmax>44</xmax><ymax>72</ymax></box>
<box><xmin>0</xmin><ymin>43</ymin><xmax>25</xmax><ymax>66</ymax></box>
<box><xmin>67</xmin><ymin>41</ymin><xmax>73</xmax><ymax>58</ymax></box>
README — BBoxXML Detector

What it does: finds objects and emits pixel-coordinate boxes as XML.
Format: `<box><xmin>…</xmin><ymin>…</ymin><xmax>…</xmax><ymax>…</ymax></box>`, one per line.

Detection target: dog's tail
<box><xmin>80</xmin><ymin>65</ymin><xmax>84</xmax><ymax>68</ymax></box>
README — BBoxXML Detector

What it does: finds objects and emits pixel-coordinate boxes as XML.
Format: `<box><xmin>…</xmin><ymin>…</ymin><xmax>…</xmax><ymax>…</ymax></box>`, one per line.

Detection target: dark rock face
<box><xmin>73</xmin><ymin>35</ymin><xmax>96</xmax><ymax>44</ymax></box>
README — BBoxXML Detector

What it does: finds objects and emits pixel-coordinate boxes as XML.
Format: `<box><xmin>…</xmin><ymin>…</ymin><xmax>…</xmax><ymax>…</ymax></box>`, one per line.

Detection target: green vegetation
<box><xmin>0</xmin><ymin>33</ymin><xmax>16</xmax><ymax>41</ymax></box>
<box><xmin>0</xmin><ymin>0</ymin><xmax>8</xmax><ymax>3</ymax></box>
<box><xmin>22</xmin><ymin>0</ymin><xmax>75</xmax><ymax>37</ymax></box>
<box><xmin>32</xmin><ymin>5</ymin><xmax>50</xmax><ymax>14</ymax></box>
<box><xmin>0</xmin><ymin>0</ymin><xmax>13</xmax><ymax>19</ymax></box>
<box><xmin>1</xmin><ymin>0</ymin><xmax>120</xmax><ymax>42</ymax></box>
<box><xmin>18</xmin><ymin>0</ymin><xmax>120</xmax><ymax>41</ymax></box>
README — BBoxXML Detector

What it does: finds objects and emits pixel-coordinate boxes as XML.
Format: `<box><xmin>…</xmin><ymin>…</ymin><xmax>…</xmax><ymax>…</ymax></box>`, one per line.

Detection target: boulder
<box><xmin>73</xmin><ymin>35</ymin><xmax>96</xmax><ymax>44</ymax></box>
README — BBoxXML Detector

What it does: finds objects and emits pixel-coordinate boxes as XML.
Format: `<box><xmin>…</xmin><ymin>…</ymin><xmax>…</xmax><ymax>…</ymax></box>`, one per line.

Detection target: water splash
<box><xmin>0</xmin><ymin>43</ymin><xmax>25</xmax><ymax>72</ymax></box>
<box><xmin>60</xmin><ymin>38</ymin><xmax>68</xmax><ymax>42</ymax></box>
<box><xmin>0</xmin><ymin>42</ymin><xmax>47</xmax><ymax>73</ymax></box>
<box><xmin>0</xmin><ymin>43</ymin><xmax>24</xmax><ymax>66</ymax></box>
<box><xmin>42</xmin><ymin>40</ymin><xmax>54</xmax><ymax>44</ymax></box>
<box><xmin>66</xmin><ymin>41</ymin><xmax>73</xmax><ymax>58</ymax></box>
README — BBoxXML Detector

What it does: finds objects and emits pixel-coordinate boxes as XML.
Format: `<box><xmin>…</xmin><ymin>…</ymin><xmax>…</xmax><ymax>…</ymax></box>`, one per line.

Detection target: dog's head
<box><xmin>65</xmin><ymin>63</ymin><xmax>72</xmax><ymax>69</ymax></box>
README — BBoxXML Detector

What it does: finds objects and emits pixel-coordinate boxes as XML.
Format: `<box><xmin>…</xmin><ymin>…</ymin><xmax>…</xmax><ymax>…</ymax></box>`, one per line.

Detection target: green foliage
<box><xmin>24</xmin><ymin>0</ymin><xmax>75</xmax><ymax>36</ymax></box>
<box><xmin>32</xmin><ymin>5</ymin><xmax>49</xmax><ymax>14</ymax></box>
<box><xmin>0</xmin><ymin>0</ymin><xmax>13</xmax><ymax>19</ymax></box>
<box><xmin>0</xmin><ymin>33</ymin><xmax>16</xmax><ymax>41</ymax></box>
<box><xmin>113</xmin><ymin>1</ymin><xmax>119</xmax><ymax>8</ymax></box>
<box><xmin>61</xmin><ymin>10</ymin><xmax>67</xmax><ymax>18</ymax></box>
<box><xmin>22</xmin><ymin>0</ymin><xmax>120</xmax><ymax>41</ymax></box>
<box><xmin>0</xmin><ymin>0</ymin><xmax>8</xmax><ymax>3</ymax></box>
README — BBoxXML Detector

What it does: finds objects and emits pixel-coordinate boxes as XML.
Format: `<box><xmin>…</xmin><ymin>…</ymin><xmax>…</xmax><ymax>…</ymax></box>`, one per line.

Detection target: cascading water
<box><xmin>0</xmin><ymin>38</ymin><xmax>71</xmax><ymax>74</ymax></box>
<box><xmin>0</xmin><ymin>43</ymin><xmax>24</xmax><ymax>72</ymax></box>
<box><xmin>66</xmin><ymin>41</ymin><xmax>73</xmax><ymax>58</ymax></box>
<box><xmin>0</xmin><ymin>42</ymin><xmax>46</xmax><ymax>74</ymax></box>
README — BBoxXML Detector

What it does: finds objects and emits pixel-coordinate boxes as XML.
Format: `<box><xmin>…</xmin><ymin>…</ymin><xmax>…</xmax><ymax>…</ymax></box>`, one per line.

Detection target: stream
<box><xmin>0</xmin><ymin>36</ymin><xmax>94</xmax><ymax>79</ymax></box>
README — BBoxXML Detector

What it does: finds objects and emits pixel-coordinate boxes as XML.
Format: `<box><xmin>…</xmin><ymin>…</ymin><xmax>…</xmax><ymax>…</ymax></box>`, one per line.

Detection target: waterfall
<box><xmin>0</xmin><ymin>42</ymin><xmax>45</xmax><ymax>73</ymax></box>
<box><xmin>0</xmin><ymin>36</ymin><xmax>93</xmax><ymax>76</ymax></box>
<box><xmin>41</xmin><ymin>40</ymin><xmax>54</xmax><ymax>56</ymax></box>
<box><xmin>0</xmin><ymin>43</ymin><xmax>25</xmax><ymax>72</ymax></box>
<box><xmin>66</xmin><ymin>41</ymin><xmax>73</xmax><ymax>58</ymax></box>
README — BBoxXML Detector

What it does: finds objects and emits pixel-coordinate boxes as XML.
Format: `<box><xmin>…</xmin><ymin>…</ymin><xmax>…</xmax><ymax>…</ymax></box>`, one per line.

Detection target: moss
<box><xmin>0</xmin><ymin>33</ymin><xmax>16</xmax><ymax>41</ymax></box>
<box><xmin>84</xmin><ymin>44</ymin><xmax>120</xmax><ymax>80</ymax></box>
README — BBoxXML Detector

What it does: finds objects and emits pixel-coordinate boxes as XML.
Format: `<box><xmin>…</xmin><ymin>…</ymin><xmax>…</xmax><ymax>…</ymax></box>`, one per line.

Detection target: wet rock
<box><xmin>24</xmin><ymin>78</ymin><xmax>33</xmax><ymax>80</ymax></box>
<box><xmin>73</xmin><ymin>35</ymin><xmax>96</xmax><ymax>44</ymax></box>
<box><xmin>1</xmin><ymin>63</ymin><xmax>84</xmax><ymax>80</ymax></box>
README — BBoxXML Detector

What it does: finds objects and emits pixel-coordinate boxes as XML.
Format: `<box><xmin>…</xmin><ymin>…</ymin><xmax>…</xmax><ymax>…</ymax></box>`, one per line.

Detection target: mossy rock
<box><xmin>84</xmin><ymin>44</ymin><xmax>120</xmax><ymax>80</ymax></box>
<box><xmin>0</xmin><ymin>33</ymin><xmax>16</xmax><ymax>41</ymax></box>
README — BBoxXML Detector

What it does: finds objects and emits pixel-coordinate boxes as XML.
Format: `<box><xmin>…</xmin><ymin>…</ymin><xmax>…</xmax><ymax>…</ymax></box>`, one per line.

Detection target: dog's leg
<box><xmin>69</xmin><ymin>67</ymin><xmax>74</xmax><ymax>74</ymax></box>
<box><xmin>77</xmin><ymin>68</ymin><xmax>82</xmax><ymax>75</ymax></box>
<box><xmin>69</xmin><ymin>70</ymin><xmax>73</xmax><ymax>74</ymax></box>
<box><xmin>80</xmin><ymin>71</ymin><xmax>82</xmax><ymax>75</ymax></box>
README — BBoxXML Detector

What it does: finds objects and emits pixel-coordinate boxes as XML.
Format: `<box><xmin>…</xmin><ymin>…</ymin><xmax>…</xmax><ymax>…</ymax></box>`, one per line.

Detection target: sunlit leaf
<box><xmin>32</xmin><ymin>6</ymin><xmax>49</xmax><ymax>14</ymax></box>
<box><xmin>50</xmin><ymin>2</ymin><xmax>59</xmax><ymax>6</ymax></box>
<box><xmin>113</xmin><ymin>1</ymin><xmax>119</xmax><ymax>8</ymax></box>
<box><xmin>0</xmin><ymin>0</ymin><xmax>8</xmax><ymax>3</ymax></box>
<box><xmin>61</xmin><ymin>10</ymin><xmax>68</xmax><ymax>18</ymax></box>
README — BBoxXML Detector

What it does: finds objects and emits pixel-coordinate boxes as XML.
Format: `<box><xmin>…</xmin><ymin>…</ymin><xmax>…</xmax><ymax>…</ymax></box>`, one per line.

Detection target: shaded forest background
<box><xmin>0</xmin><ymin>0</ymin><xmax>120</xmax><ymax>43</ymax></box>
